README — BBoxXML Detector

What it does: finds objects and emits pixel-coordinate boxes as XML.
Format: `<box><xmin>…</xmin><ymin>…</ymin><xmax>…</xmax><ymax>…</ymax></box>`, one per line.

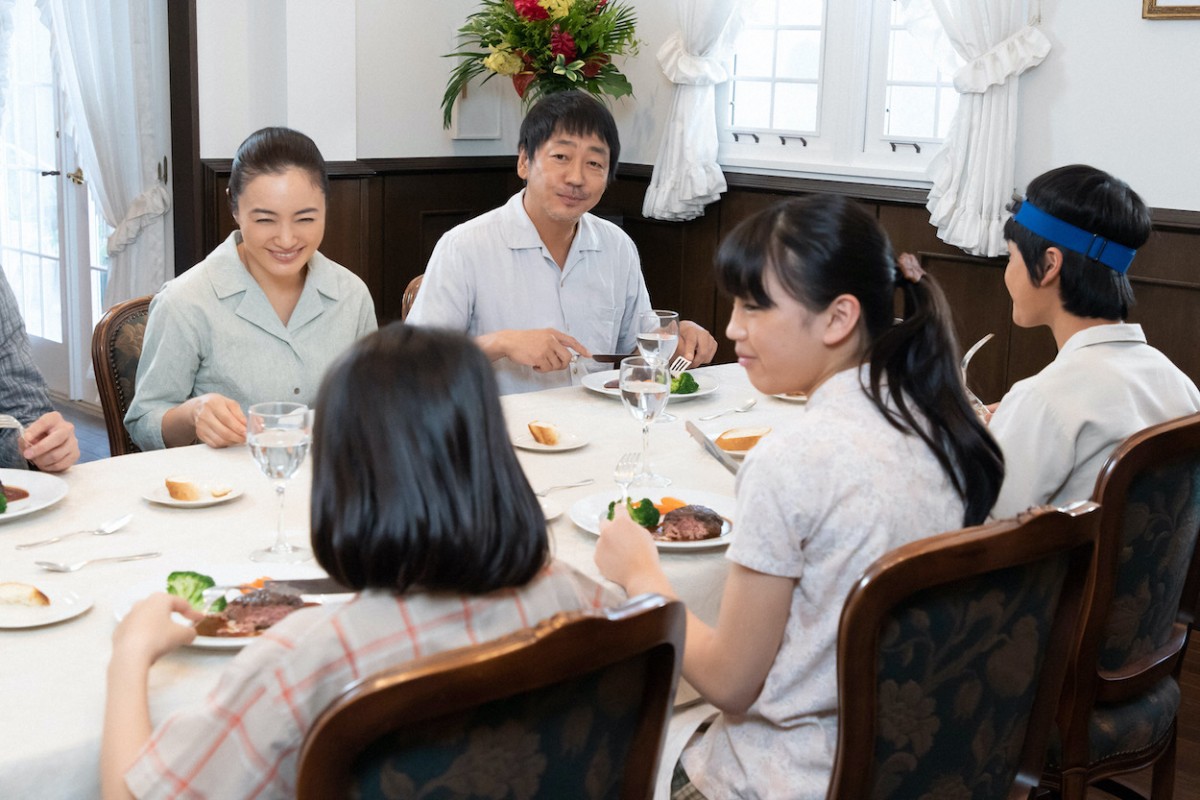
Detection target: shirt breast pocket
<box><xmin>576</xmin><ymin>302</ymin><xmax>621</xmax><ymax>352</ymax></box>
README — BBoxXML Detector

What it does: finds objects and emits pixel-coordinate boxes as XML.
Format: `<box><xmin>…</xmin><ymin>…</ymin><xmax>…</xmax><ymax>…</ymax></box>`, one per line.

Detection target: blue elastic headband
<box><xmin>1012</xmin><ymin>202</ymin><xmax>1136</xmax><ymax>274</ymax></box>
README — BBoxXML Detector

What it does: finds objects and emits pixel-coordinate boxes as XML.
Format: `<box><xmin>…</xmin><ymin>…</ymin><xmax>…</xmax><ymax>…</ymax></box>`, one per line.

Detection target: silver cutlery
<box><xmin>534</xmin><ymin>478</ymin><xmax>595</xmax><ymax>497</ymax></box>
<box><xmin>698</xmin><ymin>398</ymin><xmax>757</xmax><ymax>421</ymax></box>
<box><xmin>668</xmin><ymin>356</ymin><xmax>691</xmax><ymax>378</ymax></box>
<box><xmin>16</xmin><ymin>513</ymin><xmax>134</xmax><ymax>550</ymax></box>
<box><xmin>35</xmin><ymin>551</ymin><xmax>161</xmax><ymax>573</ymax></box>
<box><xmin>685</xmin><ymin>421</ymin><xmax>740</xmax><ymax>475</ymax></box>
<box><xmin>613</xmin><ymin>452</ymin><xmax>639</xmax><ymax>506</ymax></box>
<box><xmin>0</xmin><ymin>414</ymin><xmax>26</xmax><ymax>437</ymax></box>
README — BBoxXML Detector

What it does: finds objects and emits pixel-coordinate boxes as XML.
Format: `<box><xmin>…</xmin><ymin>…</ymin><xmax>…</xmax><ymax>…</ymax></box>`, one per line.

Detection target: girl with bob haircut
<box><xmin>125</xmin><ymin>126</ymin><xmax>377</xmax><ymax>451</ymax></box>
<box><xmin>596</xmin><ymin>195</ymin><xmax>1004</xmax><ymax>800</ymax></box>
<box><xmin>101</xmin><ymin>324</ymin><xmax>612</xmax><ymax>800</ymax></box>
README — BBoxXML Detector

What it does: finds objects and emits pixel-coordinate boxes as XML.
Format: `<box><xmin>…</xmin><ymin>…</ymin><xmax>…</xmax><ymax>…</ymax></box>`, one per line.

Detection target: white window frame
<box><xmin>717</xmin><ymin>0</ymin><xmax>953</xmax><ymax>188</ymax></box>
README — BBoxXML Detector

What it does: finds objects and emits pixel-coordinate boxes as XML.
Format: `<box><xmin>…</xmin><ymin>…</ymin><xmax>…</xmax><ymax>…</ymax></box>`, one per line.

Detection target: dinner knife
<box><xmin>262</xmin><ymin>577</ymin><xmax>353</xmax><ymax>596</ymax></box>
<box><xmin>685</xmin><ymin>420</ymin><xmax>741</xmax><ymax>476</ymax></box>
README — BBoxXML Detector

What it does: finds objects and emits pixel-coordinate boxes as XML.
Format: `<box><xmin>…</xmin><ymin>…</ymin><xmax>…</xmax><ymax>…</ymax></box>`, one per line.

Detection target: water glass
<box><xmin>247</xmin><ymin>402</ymin><xmax>313</xmax><ymax>563</ymax></box>
<box><xmin>619</xmin><ymin>356</ymin><xmax>671</xmax><ymax>487</ymax></box>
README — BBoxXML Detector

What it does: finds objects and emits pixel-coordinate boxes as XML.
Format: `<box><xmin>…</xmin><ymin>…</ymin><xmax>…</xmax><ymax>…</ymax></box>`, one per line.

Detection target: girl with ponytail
<box><xmin>594</xmin><ymin>195</ymin><xmax>1003</xmax><ymax>800</ymax></box>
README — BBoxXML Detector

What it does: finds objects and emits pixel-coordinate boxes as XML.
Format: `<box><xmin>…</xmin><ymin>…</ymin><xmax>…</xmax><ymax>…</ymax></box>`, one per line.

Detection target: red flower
<box><xmin>581</xmin><ymin>52</ymin><xmax>610</xmax><ymax>78</ymax></box>
<box><xmin>512</xmin><ymin>0</ymin><xmax>548</xmax><ymax>20</ymax></box>
<box><xmin>550</xmin><ymin>26</ymin><xmax>577</xmax><ymax>60</ymax></box>
<box><xmin>596</xmin><ymin>0</ymin><xmax>608</xmax><ymax>8</ymax></box>
<box><xmin>512</xmin><ymin>72</ymin><xmax>537</xmax><ymax>98</ymax></box>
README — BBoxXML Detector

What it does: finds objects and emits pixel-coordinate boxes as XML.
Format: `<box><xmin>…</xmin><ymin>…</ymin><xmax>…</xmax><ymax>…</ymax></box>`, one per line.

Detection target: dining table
<box><xmin>0</xmin><ymin>362</ymin><xmax>807</xmax><ymax>798</ymax></box>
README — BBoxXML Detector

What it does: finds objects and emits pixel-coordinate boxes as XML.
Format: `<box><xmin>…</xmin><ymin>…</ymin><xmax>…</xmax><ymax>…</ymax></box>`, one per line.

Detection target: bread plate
<box><xmin>568</xmin><ymin>489</ymin><xmax>734</xmax><ymax>551</ymax></box>
<box><xmin>117</xmin><ymin>566</ymin><xmax>348</xmax><ymax>650</ymax></box>
<box><xmin>0</xmin><ymin>468</ymin><xmax>68</xmax><ymax>523</ymax></box>
<box><xmin>581</xmin><ymin>370</ymin><xmax>718</xmax><ymax>402</ymax></box>
<box><xmin>142</xmin><ymin>484</ymin><xmax>244</xmax><ymax>508</ymax></box>
<box><xmin>512</xmin><ymin>431</ymin><xmax>588</xmax><ymax>452</ymax></box>
<box><xmin>538</xmin><ymin>497</ymin><xmax>563</xmax><ymax>522</ymax></box>
<box><xmin>0</xmin><ymin>586</ymin><xmax>93</xmax><ymax>628</ymax></box>
<box><xmin>772</xmin><ymin>392</ymin><xmax>808</xmax><ymax>403</ymax></box>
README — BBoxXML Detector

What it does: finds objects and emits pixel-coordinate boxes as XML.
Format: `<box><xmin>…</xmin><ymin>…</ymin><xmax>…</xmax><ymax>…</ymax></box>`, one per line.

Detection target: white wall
<box><xmin>197</xmin><ymin>1</ymin><xmax>1200</xmax><ymax>211</ymax></box>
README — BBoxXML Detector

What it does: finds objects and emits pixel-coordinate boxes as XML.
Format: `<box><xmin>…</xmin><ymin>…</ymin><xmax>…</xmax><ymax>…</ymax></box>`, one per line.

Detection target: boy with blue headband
<box><xmin>988</xmin><ymin>164</ymin><xmax>1200</xmax><ymax>518</ymax></box>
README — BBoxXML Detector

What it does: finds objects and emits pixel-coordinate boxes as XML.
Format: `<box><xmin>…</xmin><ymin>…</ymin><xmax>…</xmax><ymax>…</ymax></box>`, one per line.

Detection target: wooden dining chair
<box><xmin>400</xmin><ymin>273</ymin><xmax>423</xmax><ymax>320</ymax></box>
<box><xmin>1039</xmin><ymin>411</ymin><xmax>1200</xmax><ymax>800</ymax></box>
<box><xmin>828</xmin><ymin>502</ymin><xmax>1101</xmax><ymax>800</ymax></box>
<box><xmin>90</xmin><ymin>294</ymin><xmax>153</xmax><ymax>456</ymax></box>
<box><xmin>295</xmin><ymin>593</ymin><xmax>685</xmax><ymax>800</ymax></box>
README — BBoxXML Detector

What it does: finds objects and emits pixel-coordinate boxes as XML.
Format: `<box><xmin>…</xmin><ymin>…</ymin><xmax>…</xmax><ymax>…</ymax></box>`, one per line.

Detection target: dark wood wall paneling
<box><xmin>196</xmin><ymin>159</ymin><xmax>1200</xmax><ymax>397</ymax></box>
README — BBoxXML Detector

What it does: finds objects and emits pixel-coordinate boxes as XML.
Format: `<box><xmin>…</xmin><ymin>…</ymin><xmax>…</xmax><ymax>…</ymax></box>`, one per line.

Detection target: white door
<box><xmin>0</xmin><ymin>0</ymin><xmax>111</xmax><ymax>403</ymax></box>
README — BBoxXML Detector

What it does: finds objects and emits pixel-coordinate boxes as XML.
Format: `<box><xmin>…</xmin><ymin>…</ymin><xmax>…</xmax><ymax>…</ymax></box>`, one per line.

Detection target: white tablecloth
<box><xmin>0</xmin><ymin>363</ymin><xmax>805</xmax><ymax>798</ymax></box>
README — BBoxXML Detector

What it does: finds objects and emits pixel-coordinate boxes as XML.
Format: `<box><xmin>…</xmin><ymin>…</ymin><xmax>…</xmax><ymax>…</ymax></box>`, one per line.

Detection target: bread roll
<box><xmin>716</xmin><ymin>426</ymin><xmax>771</xmax><ymax>452</ymax></box>
<box><xmin>528</xmin><ymin>421</ymin><xmax>560</xmax><ymax>446</ymax></box>
<box><xmin>0</xmin><ymin>581</ymin><xmax>50</xmax><ymax>606</ymax></box>
<box><xmin>209</xmin><ymin>484</ymin><xmax>233</xmax><ymax>498</ymax></box>
<box><xmin>165</xmin><ymin>476</ymin><xmax>202</xmax><ymax>501</ymax></box>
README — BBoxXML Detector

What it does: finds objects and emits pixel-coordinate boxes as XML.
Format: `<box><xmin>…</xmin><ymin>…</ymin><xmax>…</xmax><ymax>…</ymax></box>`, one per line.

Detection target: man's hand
<box><xmin>18</xmin><ymin>411</ymin><xmax>79</xmax><ymax>472</ymax></box>
<box><xmin>191</xmin><ymin>393</ymin><xmax>247</xmax><ymax>448</ymax></box>
<box><xmin>677</xmin><ymin>321</ymin><xmax>718</xmax><ymax>366</ymax></box>
<box><xmin>479</xmin><ymin>328</ymin><xmax>591</xmax><ymax>373</ymax></box>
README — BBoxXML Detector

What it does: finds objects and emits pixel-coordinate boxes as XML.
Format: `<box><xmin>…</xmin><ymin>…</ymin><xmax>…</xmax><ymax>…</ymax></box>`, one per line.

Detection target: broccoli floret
<box><xmin>0</xmin><ymin>481</ymin><xmax>6</xmax><ymax>514</ymax></box>
<box><xmin>670</xmin><ymin>372</ymin><xmax>699</xmax><ymax>395</ymax></box>
<box><xmin>605</xmin><ymin>498</ymin><xmax>662</xmax><ymax>530</ymax></box>
<box><xmin>166</xmin><ymin>570</ymin><xmax>223</xmax><ymax>612</ymax></box>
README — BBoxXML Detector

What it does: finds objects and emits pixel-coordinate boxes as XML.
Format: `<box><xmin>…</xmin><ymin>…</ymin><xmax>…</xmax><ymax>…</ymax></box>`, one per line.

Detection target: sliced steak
<box><xmin>657</xmin><ymin>505</ymin><xmax>724</xmax><ymax>541</ymax></box>
<box><xmin>225</xmin><ymin>589</ymin><xmax>305</xmax><ymax>630</ymax></box>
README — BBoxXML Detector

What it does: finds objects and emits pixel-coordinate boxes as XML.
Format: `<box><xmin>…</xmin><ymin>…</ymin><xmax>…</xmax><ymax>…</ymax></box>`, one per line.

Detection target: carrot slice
<box><xmin>655</xmin><ymin>497</ymin><xmax>687</xmax><ymax>515</ymax></box>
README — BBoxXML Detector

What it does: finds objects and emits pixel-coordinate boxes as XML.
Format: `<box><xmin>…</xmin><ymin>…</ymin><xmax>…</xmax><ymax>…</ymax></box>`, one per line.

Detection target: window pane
<box><xmin>885</xmin><ymin>85</ymin><xmax>936</xmax><ymax>138</ymax></box>
<box><xmin>40</xmin><ymin>177</ymin><xmax>57</xmax><ymax>255</ymax></box>
<box><xmin>889</xmin><ymin>30</ymin><xmax>938</xmax><ymax>83</ymax></box>
<box><xmin>937</xmin><ymin>88</ymin><xmax>959</xmax><ymax>138</ymax></box>
<box><xmin>744</xmin><ymin>0</ymin><xmax>776</xmax><ymax>26</ymax></box>
<box><xmin>40</xmin><ymin>254</ymin><xmax>62</xmax><ymax>342</ymax></box>
<box><xmin>36</xmin><ymin>87</ymin><xmax>55</xmax><ymax>167</ymax></box>
<box><xmin>778</xmin><ymin>0</ymin><xmax>823</xmax><ymax>26</ymax></box>
<box><xmin>733</xmin><ymin>29</ymin><xmax>775</xmax><ymax>77</ymax></box>
<box><xmin>773</xmin><ymin>83</ymin><xmax>819</xmax><ymax>133</ymax></box>
<box><xmin>775</xmin><ymin>31</ymin><xmax>821</xmax><ymax>81</ymax></box>
<box><xmin>731</xmin><ymin>81</ymin><xmax>772</xmax><ymax>129</ymax></box>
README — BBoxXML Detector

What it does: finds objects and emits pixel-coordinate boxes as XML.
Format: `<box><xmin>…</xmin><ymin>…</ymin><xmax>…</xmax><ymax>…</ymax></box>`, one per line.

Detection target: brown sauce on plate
<box><xmin>2</xmin><ymin>484</ymin><xmax>29</xmax><ymax>503</ymax></box>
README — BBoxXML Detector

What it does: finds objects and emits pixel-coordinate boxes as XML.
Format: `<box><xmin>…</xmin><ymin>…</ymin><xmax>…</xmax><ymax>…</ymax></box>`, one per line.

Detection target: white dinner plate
<box><xmin>580</xmin><ymin>370</ymin><xmax>718</xmax><ymax>403</ymax></box>
<box><xmin>772</xmin><ymin>392</ymin><xmax>808</xmax><ymax>403</ymax></box>
<box><xmin>0</xmin><ymin>468</ymin><xmax>68</xmax><ymax>524</ymax></box>
<box><xmin>569</xmin><ymin>489</ymin><xmax>735</xmax><ymax>551</ymax></box>
<box><xmin>142</xmin><ymin>484</ymin><xmax>244</xmax><ymax>508</ymax></box>
<box><xmin>116</xmin><ymin>566</ymin><xmax>346</xmax><ymax>650</ymax></box>
<box><xmin>512</xmin><ymin>431</ymin><xmax>588</xmax><ymax>452</ymax></box>
<box><xmin>0</xmin><ymin>586</ymin><xmax>94</xmax><ymax>629</ymax></box>
<box><xmin>538</xmin><ymin>497</ymin><xmax>563</xmax><ymax>522</ymax></box>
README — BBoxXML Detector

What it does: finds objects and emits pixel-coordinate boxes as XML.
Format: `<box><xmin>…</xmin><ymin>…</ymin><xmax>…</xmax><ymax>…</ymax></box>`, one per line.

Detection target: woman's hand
<box><xmin>191</xmin><ymin>393</ymin><xmax>247</xmax><ymax>447</ymax></box>
<box><xmin>595</xmin><ymin>503</ymin><xmax>670</xmax><ymax>595</ymax></box>
<box><xmin>111</xmin><ymin>593</ymin><xmax>202</xmax><ymax>671</ymax></box>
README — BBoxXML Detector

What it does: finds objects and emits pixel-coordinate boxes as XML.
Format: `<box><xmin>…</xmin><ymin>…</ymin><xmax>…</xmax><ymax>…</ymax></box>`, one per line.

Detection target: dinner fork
<box><xmin>534</xmin><ymin>478</ymin><xmax>595</xmax><ymax>497</ymax></box>
<box><xmin>35</xmin><ymin>551</ymin><xmax>161</xmax><ymax>573</ymax></box>
<box><xmin>668</xmin><ymin>356</ymin><xmax>691</xmax><ymax>378</ymax></box>
<box><xmin>613</xmin><ymin>451</ymin><xmax>639</xmax><ymax>507</ymax></box>
<box><xmin>0</xmin><ymin>414</ymin><xmax>25</xmax><ymax>437</ymax></box>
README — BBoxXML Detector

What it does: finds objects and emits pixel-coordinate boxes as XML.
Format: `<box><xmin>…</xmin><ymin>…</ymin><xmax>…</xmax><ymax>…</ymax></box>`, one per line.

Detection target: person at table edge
<box><xmin>406</xmin><ymin>90</ymin><xmax>718</xmax><ymax>395</ymax></box>
<box><xmin>0</xmin><ymin>263</ymin><xmax>80</xmax><ymax>472</ymax></box>
<box><xmin>124</xmin><ymin>127</ymin><xmax>376</xmax><ymax>451</ymax></box>
<box><xmin>987</xmin><ymin>165</ymin><xmax>1200</xmax><ymax>518</ymax></box>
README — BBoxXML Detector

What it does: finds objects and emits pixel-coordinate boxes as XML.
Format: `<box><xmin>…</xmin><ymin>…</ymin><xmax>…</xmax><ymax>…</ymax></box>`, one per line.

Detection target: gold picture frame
<box><xmin>1143</xmin><ymin>0</ymin><xmax>1200</xmax><ymax>18</ymax></box>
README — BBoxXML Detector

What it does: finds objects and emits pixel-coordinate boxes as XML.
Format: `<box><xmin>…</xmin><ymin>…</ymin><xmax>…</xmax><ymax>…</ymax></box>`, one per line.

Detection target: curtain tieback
<box><xmin>952</xmin><ymin>24</ymin><xmax>1051</xmax><ymax>94</ymax></box>
<box><xmin>656</xmin><ymin>33</ymin><xmax>729</xmax><ymax>86</ymax></box>
<box><xmin>107</xmin><ymin>183</ymin><xmax>172</xmax><ymax>256</ymax></box>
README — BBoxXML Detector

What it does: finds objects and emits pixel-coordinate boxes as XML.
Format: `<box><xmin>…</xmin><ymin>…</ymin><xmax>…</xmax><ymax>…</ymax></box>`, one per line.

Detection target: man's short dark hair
<box><xmin>518</xmin><ymin>91</ymin><xmax>621</xmax><ymax>183</ymax></box>
<box><xmin>1004</xmin><ymin>164</ymin><xmax>1151</xmax><ymax>320</ymax></box>
<box><xmin>310</xmin><ymin>323</ymin><xmax>549</xmax><ymax>595</ymax></box>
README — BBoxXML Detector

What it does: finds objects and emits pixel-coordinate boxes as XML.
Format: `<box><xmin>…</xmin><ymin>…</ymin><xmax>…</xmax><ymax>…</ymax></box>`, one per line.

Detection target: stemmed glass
<box><xmin>636</xmin><ymin>309</ymin><xmax>680</xmax><ymax>422</ymax></box>
<box><xmin>619</xmin><ymin>356</ymin><xmax>671</xmax><ymax>487</ymax></box>
<box><xmin>247</xmin><ymin>402</ymin><xmax>313</xmax><ymax>563</ymax></box>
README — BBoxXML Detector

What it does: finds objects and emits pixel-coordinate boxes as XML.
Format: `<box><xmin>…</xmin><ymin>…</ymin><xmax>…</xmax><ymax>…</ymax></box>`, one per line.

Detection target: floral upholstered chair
<box><xmin>295</xmin><ymin>594</ymin><xmax>685</xmax><ymax>800</ymax></box>
<box><xmin>827</xmin><ymin>503</ymin><xmax>1101</xmax><ymax>800</ymax></box>
<box><xmin>1040</xmin><ymin>412</ymin><xmax>1200</xmax><ymax>800</ymax></box>
<box><xmin>90</xmin><ymin>294</ymin><xmax>152</xmax><ymax>456</ymax></box>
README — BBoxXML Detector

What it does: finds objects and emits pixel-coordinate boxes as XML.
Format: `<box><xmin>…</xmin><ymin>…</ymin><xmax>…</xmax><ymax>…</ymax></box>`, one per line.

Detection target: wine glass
<box><xmin>619</xmin><ymin>356</ymin><xmax>671</xmax><ymax>487</ymax></box>
<box><xmin>247</xmin><ymin>401</ymin><xmax>313</xmax><ymax>563</ymax></box>
<box><xmin>636</xmin><ymin>309</ymin><xmax>680</xmax><ymax>422</ymax></box>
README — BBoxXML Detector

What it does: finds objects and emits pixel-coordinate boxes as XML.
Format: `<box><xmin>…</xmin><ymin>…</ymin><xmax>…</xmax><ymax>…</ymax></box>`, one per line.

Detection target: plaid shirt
<box><xmin>0</xmin><ymin>265</ymin><xmax>53</xmax><ymax>468</ymax></box>
<box><xmin>124</xmin><ymin>560</ymin><xmax>616</xmax><ymax>799</ymax></box>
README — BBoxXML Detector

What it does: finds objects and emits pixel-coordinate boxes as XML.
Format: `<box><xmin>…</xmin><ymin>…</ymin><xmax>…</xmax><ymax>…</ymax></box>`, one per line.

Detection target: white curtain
<box><xmin>0</xmin><ymin>0</ymin><xmax>16</xmax><ymax>127</ymax></box>
<box><xmin>37</xmin><ymin>0</ymin><xmax>171</xmax><ymax>305</ymax></box>
<box><xmin>901</xmin><ymin>0</ymin><xmax>1050</xmax><ymax>257</ymax></box>
<box><xmin>641</xmin><ymin>0</ymin><xmax>744</xmax><ymax>222</ymax></box>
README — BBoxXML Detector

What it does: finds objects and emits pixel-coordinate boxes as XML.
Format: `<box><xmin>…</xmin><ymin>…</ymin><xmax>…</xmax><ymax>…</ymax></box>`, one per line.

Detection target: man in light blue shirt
<box><xmin>409</xmin><ymin>92</ymin><xmax>717</xmax><ymax>394</ymax></box>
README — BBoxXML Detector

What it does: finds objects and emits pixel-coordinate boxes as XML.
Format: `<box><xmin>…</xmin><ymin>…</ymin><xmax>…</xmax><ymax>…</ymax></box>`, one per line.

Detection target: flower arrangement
<box><xmin>441</xmin><ymin>0</ymin><xmax>640</xmax><ymax>128</ymax></box>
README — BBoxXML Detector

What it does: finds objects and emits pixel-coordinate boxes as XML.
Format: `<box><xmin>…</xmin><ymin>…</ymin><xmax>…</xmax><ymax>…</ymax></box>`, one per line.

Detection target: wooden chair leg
<box><xmin>1150</xmin><ymin>727</ymin><xmax>1176</xmax><ymax>800</ymax></box>
<box><xmin>1061</xmin><ymin>770</ymin><xmax>1089</xmax><ymax>800</ymax></box>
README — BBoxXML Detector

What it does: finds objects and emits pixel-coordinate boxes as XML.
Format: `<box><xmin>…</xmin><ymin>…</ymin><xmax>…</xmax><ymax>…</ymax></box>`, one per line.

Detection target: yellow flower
<box><xmin>539</xmin><ymin>0</ymin><xmax>573</xmax><ymax>19</ymax></box>
<box><xmin>482</xmin><ymin>44</ymin><xmax>524</xmax><ymax>76</ymax></box>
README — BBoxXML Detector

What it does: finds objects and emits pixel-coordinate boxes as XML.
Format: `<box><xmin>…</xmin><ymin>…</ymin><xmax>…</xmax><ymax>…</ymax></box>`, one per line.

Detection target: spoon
<box><xmin>534</xmin><ymin>478</ymin><xmax>595</xmax><ymax>497</ymax></box>
<box><xmin>35</xmin><ymin>551</ymin><xmax>161</xmax><ymax>573</ymax></box>
<box><xmin>699</xmin><ymin>398</ymin><xmax>757</xmax><ymax>421</ymax></box>
<box><xmin>16</xmin><ymin>513</ymin><xmax>135</xmax><ymax>550</ymax></box>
